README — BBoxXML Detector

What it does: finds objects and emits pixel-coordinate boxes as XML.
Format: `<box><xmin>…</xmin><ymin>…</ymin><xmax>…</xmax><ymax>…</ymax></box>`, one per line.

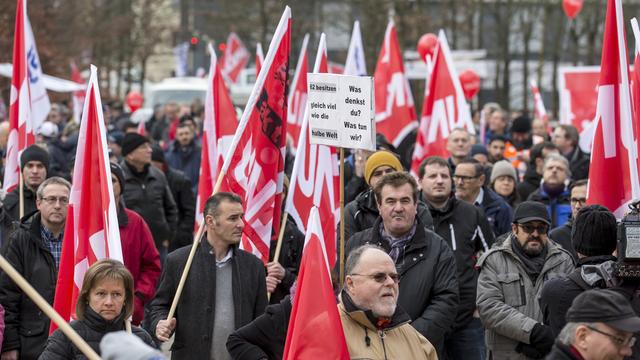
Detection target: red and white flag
<box><xmin>286</xmin><ymin>34</ymin><xmax>309</xmax><ymax>149</ymax></box>
<box><xmin>70</xmin><ymin>61</ymin><xmax>85</xmax><ymax>124</ymax></box>
<box><xmin>256</xmin><ymin>42</ymin><xmax>264</xmax><ymax>77</ymax></box>
<box><xmin>52</xmin><ymin>65</ymin><xmax>123</xmax><ymax>331</ymax></box>
<box><xmin>530</xmin><ymin>79</ymin><xmax>549</xmax><ymax>122</ymax></box>
<box><xmin>411</xmin><ymin>30</ymin><xmax>473</xmax><ymax>175</ymax></box>
<box><xmin>374</xmin><ymin>20</ymin><xmax>417</xmax><ymax>147</ymax></box>
<box><xmin>137</xmin><ymin>118</ymin><xmax>146</xmax><ymax>136</ymax></box>
<box><xmin>587</xmin><ymin>0</ymin><xmax>640</xmax><ymax>217</ymax></box>
<box><xmin>282</xmin><ymin>207</ymin><xmax>350</xmax><ymax>360</ymax></box>
<box><xmin>631</xmin><ymin>18</ymin><xmax>640</xmax><ymax>174</ymax></box>
<box><xmin>220</xmin><ymin>7</ymin><xmax>290</xmax><ymax>263</ymax></box>
<box><xmin>4</xmin><ymin>0</ymin><xmax>51</xmax><ymax>193</ymax></box>
<box><xmin>221</xmin><ymin>32</ymin><xmax>250</xmax><ymax>84</ymax></box>
<box><xmin>195</xmin><ymin>44</ymin><xmax>239</xmax><ymax>229</ymax></box>
<box><xmin>285</xmin><ymin>34</ymin><xmax>340</xmax><ymax>268</ymax></box>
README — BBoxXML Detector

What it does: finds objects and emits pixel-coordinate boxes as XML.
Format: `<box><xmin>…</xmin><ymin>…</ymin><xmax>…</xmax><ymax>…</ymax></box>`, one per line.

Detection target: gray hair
<box><xmin>36</xmin><ymin>176</ymin><xmax>71</xmax><ymax>199</ymax></box>
<box><xmin>544</xmin><ymin>153</ymin><xmax>572</xmax><ymax>178</ymax></box>
<box><xmin>344</xmin><ymin>244</ymin><xmax>386</xmax><ymax>277</ymax></box>
<box><xmin>557</xmin><ymin>322</ymin><xmax>597</xmax><ymax>345</ymax></box>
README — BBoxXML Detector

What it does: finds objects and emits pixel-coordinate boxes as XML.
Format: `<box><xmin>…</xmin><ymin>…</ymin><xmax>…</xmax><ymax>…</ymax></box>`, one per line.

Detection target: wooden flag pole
<box><xmin>19</xmin><ymin>171</ymin><xmax>24</xmax><ymax>219</ymax></box>
<box><xmin>339</xmin><ymin>147</ymin><xmax>346</xmax><ymax>287</ymax></box>
<box><xmin>0</xmin><ymin>255</ymin><xmax>100</xmax><ymax>360</ymax></box>
<box><xmin>166</xmin><ymin>169</ymin><xmax>226</xmax><ymax>321</ymax></box>
<box><xmin>267</xmin><ymin>211</ymin><xmax>289</xmax><ymax>301</ymax></box>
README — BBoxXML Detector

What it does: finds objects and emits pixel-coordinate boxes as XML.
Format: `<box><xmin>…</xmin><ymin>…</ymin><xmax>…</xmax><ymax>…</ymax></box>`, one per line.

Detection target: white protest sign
<box><xmin>307</xmin><ymin>73</ymin><xmax>375</xmax><ymax>150</ymax></box>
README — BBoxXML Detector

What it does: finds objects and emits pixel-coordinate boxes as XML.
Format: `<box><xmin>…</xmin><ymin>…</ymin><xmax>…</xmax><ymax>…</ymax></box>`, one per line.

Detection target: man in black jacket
<box><xmin>419</xmin><ymin>156</ymin><xmax>495</xmax><ymax>360</ymax></box>
<box><xmin>548</xmin><ymin>179</ymin><xmax>586</xmax><ymax>260</ymax></box>
<box><xmin>552</xmin><ymin>124</ymin><xmax>590</xmax><ymax>181</ymax></box>
<box><xmin>346</xmin><ymin>171</ymin><xmax>458</xmax><ymax>358</ymax></box>
<box><xmin>120</xmin><ymin>133</ymin><xmax>178</xmax><ymax>263</ymax></box>
<box><xmin>149</xmin><ymin>192</ymin><xmax>267</xmax><ymax>359</ymax></box>
<box><xmin>0</xmin><ymin>176</ymin><xmax>71</xmax><ymax>360</ymax></box>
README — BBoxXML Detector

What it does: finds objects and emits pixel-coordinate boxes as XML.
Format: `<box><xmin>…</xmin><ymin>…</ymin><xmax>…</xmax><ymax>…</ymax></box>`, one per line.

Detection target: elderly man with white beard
<box><xmin>339</xmin><ymin>245</ymin><xmax>438</xmax><ymax>359</ymax></box>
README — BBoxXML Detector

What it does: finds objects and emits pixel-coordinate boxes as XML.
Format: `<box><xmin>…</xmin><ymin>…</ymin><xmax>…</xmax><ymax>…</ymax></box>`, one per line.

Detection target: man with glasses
<box><xmin>455</xmin><ymin>158</ymin><xmax>513</xmax><ymax>236</ymax></box>
<box><xmin>346</xmin><ymin>171</ymin><xmax>458</xmax><ymax>358</ymax></box>
<box><xmin>548</xmin><ymin>179</ymin><xmax>587</xmax><ymax>260</ymax></box>
<box><xmin>0</xmin><ymin>177</ymin><xmax>71</xmax><ymax>360</ymax></box>
<box><xmin>477</xmin><ymin>201</ymin><xmax>574</xmax><ymax>359</ymax></box>
<box><xmin>547</xmin><ymin>289</ymin><xmax>640</xmax><ymax>359</ymax></box>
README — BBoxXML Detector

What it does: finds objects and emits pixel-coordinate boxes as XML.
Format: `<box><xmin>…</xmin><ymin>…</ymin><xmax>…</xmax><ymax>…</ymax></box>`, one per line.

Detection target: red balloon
<box><xmin>417</xmin><ymin>33</ymin><xmax>438</xmax><ymax>62</ymax></box>
<box><xmin>126</xmin><ymin>91</ymin><xmax>144</xmax><ymax>113</ymax></box>
<box><xmin>562</xmin><ymin>0</ymin><xmax>583</xmax><ymax>19</ymax></box>
<box><xmin>459</xmin><ymin>69</ymin><xmax>480</xmax><ymax>100</ymax></box>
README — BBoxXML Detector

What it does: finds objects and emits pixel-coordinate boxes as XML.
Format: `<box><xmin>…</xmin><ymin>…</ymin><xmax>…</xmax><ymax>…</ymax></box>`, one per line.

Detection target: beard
<box><xmin>523</xmin><ymin>237</ymin><xmax>545</xmax><ymax>256</ymax></box>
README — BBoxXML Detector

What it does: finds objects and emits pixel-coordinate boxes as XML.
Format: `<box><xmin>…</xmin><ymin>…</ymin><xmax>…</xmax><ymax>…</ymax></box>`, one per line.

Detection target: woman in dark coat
<box><xmin>39</xmin><ymin>259</ymin><xmax>155</xmax><ymax>359</ymax></box>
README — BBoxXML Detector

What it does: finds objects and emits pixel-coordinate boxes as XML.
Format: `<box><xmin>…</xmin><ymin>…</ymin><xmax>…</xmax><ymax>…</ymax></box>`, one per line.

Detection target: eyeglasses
<box><xmin>517</xmin><ymin>223</ymin><xmax>549</xmax><ymax>235</ymax></box>
<box><xmin>586</xmin><ymin>325</ymin><xmax>636</xmax><ymax>348</ymax></box>
<box><xmin>571</xmin><ymin>197</ymin><xmax>587</xmax><ymax>205</ymax></box>
<box><xmin>453</xmin><ymin>175</ymin><xmax>479</xmax><ymax>183</ymax></box>
<box><xmin>40</xmin><ymin>196</ymin><xmax>69</xmax><ymax>205</ymax></box>
<box><xmin>350</xmin><ymin>272</ymin><xmax>400</xmax><ymax>284</ymax></box>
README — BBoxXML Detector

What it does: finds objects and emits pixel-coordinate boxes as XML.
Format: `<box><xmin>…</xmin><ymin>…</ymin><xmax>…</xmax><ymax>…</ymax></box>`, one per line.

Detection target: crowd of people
<box><xmin>0</xmin><ymin>98</ymin><xmax>637</xmax><ymax>360</ymax></box>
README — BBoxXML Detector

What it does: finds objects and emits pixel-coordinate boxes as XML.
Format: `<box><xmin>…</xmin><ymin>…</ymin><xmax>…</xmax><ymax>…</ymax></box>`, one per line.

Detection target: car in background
<box><xmin>145</xmin><ymin>77</ymin><xmax>208</xmax><ymax>108</ymax></box>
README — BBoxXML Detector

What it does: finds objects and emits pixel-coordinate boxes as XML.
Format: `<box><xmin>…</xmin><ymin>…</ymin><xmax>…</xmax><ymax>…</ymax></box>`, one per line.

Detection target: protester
<box><xmin>552</xmin><ymin>124</ymin><xmax>590</xmax><ymax>181</ymax></box>
<box><xmin>419</xmin><ymin>156</ymin><xmax>495</xmax><ymax>360</ymax></box>
<box><xmin>148</xmin><ymin>192</ymin><xmax>267</xmax><ymax>359</ymax></box>
<box><xmin>454</xmin><ymin>158</ymin><xmax>513</xmax><ymax>236</ymax></box>
<box><xmin>547</xmin><ymin>289</ymin><xmax>640</xmax><ymax>359</ymax></box>
<box><xmin>485</xmin><ymin>108</ymin><xmax>508</xmax><ymax>144</ymax></box>
<box><xmin>517</xmin><ymin>141</ymin><xmax>559</xmax><ymax>201</ymax></box>
<box><xmin>164</xmin><ymin>118</ymin><xmax>201</xmax><ymax>194</ymax></box>
<box><xmin>120</xmin><ymin>133</ymin><xmax>178</xmax><ymax>262</ymax></box>
<box><xmin>527</xmin><ymin>153</ymin><xmax>572</xmax><ymax>228</ymax></box>
<box><xmin>110</xmin><ymin>163</ymin><xmax>161</xmax><ymax>325</ymax></box>
<box><xmin>540</xmin><ymin>205</ymin><xmax>618</xmax><ymax>337</ymax></box>
<box><xmin>0</xmin><ymin>177</ymin><xmax>71</xmax><ymax>360</ymax></box>
<box><xmin>346</xmin><ymin>171</ymin><xmax>458</xmax><ymax>357</ymax></box>
<box><xmin>39</xmin><ymin>259</ymin><xmax>155</xmax><ymax>359</ymax></box>
<box><xmin>476</xmin><ymin>201</ymin><xmax>575</xmax><ymax>359</ymax></box>
<box><xmin>490</xmin><ymin>160</ymin><xmax>521</xmax><ymax>207</ymax></box>
<box><xmin>531</xmin><ymin>118</ymin><xmax>549</xmax><ymax>141</ymax></box>
<box><xmin>487</xmin><ymin>135</ymin><xmax>507</xmax><ymax>163</ymax></box>
<box><xmin>446</xmin><ymin>127</ymin><xmax>472</xmax><ymax>171</ymax></box>
<box><xmin>548</xmin><ymin>179</ymin><xmax>587</xmax><ymax>259</ymax></box>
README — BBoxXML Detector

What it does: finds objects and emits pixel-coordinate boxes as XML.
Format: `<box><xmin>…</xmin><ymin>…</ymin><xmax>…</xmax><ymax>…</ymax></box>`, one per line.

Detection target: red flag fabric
<box><xmin>220</xmin><ymin>7</ymin><xmax>290</xmax><ymax>263</ymax></box>
<box><xmin>530</xmin><ymin>79</ymin><xmax>549</xmax><ymax>123</ymax></box>
<box><xmin>286</xmin><ymin>34</ymin><xmax>309</xmax><ymax>149</ymax></box>
<box><xmin>70</xmin><ymin>60</ymin><xmax>85</xmax><ymax>124</ymax></box>
<box><xmin>282</xmin><ymin>207</ymin><xmax>350</xmax><ymax>360</ymax></box>
<box><xmin>285</xmin><ymin>33</ymin><xmax>339</xmax><ymax>268</ymax></box>
<box><xmin>374</xmin><ymin>20</ymin><xmax>417</xmax><ymax>147</ymax></box>
<box><xmin>411</xmin><ymin>31</ymin><xmax>474</xmax><ymax>176</ymax></box>
<box><xmin>137</xmin><ymin>118</ymin><xmax>146</xmax><ymax>136</ymax></box>
<box><xmin>587</xmin><ymin>0</ymin><xmax>640</xmax><ymax>217</ymax></box>
<box><xmin>4</xmin><ymin>0</ymin><xmax>51</xmax><ymax>192</ymax></box>
<box><xmin>256</xmin><ymin>43</ymin><xmax>264</xmax><ymax>77</ymax></box>
<box><xmin>221</xmin><ymin>32</ymin><xmax>250</xmax><ymax>84</ymax></box>
<box><xmin>631</xmin><ymin>19</ymin><xmax>640</xmax><ymax>174</ymax></box>
<box><xmin>52</xmin><ymin>65</ymin><xmax>123</xmax><ymax>333</ymax></box>
<box><xmin>195</xmin><ymin>44</ymin><xmax>239</xmax><ymax>229</ymax></box>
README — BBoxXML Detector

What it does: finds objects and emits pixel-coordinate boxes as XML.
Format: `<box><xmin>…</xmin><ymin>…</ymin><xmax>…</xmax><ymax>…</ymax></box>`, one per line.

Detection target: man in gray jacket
<box><xmin>476</xmin><ymin>201</ymin><xmax>574</xmax><ymax>359</ymax></box>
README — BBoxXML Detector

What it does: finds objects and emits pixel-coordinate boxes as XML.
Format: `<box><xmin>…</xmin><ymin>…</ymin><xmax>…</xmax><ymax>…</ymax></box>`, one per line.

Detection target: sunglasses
<box><xmin>517</xmin><ymin>223</ymin><xmax>549</xmax><ymax>235</ymax></box>
<box><xmin>350</xmin><ymin>272</ymin><xmax>400</xmax><ymax>284</ymax></box>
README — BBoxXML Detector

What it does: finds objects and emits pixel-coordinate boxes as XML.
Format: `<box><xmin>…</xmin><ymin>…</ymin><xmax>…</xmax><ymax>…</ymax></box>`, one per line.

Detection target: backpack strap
<box><xmin>567</xmin><ymin>270</ymin><xmax>592</xmax><ymax>290</ymax></box>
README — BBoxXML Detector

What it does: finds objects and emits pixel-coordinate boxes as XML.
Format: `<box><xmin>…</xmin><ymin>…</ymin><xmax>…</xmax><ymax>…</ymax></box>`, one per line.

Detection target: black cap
<box><xmin>513</xmin><ymin>201</ymin><xmax>550</xmax><ymax>225</ymax></box>
<box><xmin>566</xmin><ymin>289</ymin><xmax>640</xmax><ymax>333</ymax></box>
<box><xmin>20</xmin><ymin>144</ymin><xmax>50</xmax><ymax>173</ymax></box>
<box><xmin>109</xmin><ymin>162</ymin><xmax>125</xmax><ymax>192</ymax></box>
<box><xmin>121</xmin><ymin>133</ymin><xmax>149</xmax><ymax>157</ymax></box>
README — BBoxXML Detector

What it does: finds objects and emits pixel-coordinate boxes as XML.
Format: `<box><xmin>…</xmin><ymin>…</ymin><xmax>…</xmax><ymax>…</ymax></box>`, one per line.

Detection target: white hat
<box><xmin>37</xmin><ymin>121</ymin><xmax>59</xmax><ymax>138</ymax></box>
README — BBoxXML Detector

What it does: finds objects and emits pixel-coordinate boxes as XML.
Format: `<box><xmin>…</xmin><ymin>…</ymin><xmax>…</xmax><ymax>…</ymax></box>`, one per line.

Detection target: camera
<box><xmin>615</xmin><ymin>200</ymin><xmax>640</xmax><ymax>279</ymax></box>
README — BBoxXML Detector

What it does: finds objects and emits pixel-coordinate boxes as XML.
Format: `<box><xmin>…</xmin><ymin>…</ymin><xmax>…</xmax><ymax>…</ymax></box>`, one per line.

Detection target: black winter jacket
<box><xmin>566</xmin><ymin>147</ymin><xmax>590</xmax><ymax>181</ymax></box>
<box><xmin>147</xmin><ymin>240</ymin><xmax>268</xmax><ymax>359</ymax></box>
<box><xmin>164</xmin><ymin>168</ymin><xmax>195</xmax><ymax>251</ymax></box>
<box><xmin>517</xmin><ymin>167</ymin><xmax>541</xmax><ymax>202</ymax></box>
<box><xmin>0</xmin><ymin>212</ymin><xmax>57</xmax><ymax>359</ymax></box>
<box><xmin>0</xmin><ymin>186</ymin><xmax>38</xmax><ymax>247</ymax></box>
<box><xmin>120</xmin><ymin>162</ymin><xmax>178</xmax><ymax>248</ymax></box>
<box><xmin>424</xmin><ymin>195</ymin><xmax>495</xmax><ymax>329</ymax></box>
<box><xmin>39</xmin><ymin>308</ymin><xmax>154</xmax><ymax>359</ymax></box>
<box><xmin>346</xmin><ymin>217</ymin><xmax>459</xmax><ymax>358</ymax></box>
<box><xmin>480</xmin><ymin>186</ymin><xmax>513</xmax><ymax>237</ymax></box>
<box><xmin>546</xmin><ymin>342</ymin><xmax>582</xmax><ymax>360</ymax></box>
<box><xmin>549</xmin><ymin>222</ymin><xmax>578</xmax><ymax>261</ymax></box>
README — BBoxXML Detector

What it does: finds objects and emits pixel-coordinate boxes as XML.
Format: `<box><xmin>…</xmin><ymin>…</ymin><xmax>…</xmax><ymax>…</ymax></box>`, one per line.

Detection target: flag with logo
<box><xmin>221</xmin><ymin>32</ymin><xmax>250</xmax><ymax>84</ymax></box>
<box><xmin>52</xmin><ymin>65</ymin><xmax>123</xmax><ymax>332</ymax></box>
<box><xmin>286</xmin><ymin>34</ymin><xmax>309</xmax><ymax>149</ymax></box>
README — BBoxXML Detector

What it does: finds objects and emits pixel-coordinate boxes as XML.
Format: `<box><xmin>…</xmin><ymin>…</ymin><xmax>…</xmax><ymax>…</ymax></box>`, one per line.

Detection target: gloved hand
<box><xmin>515</xmin><ymin>342</ymin><xmax>545</xmax><ymax>359</ymax></box>
<box><xmin>529</xmin><ymin>323</ymin><xmax>555</xmax><ymax>355</ymax></box>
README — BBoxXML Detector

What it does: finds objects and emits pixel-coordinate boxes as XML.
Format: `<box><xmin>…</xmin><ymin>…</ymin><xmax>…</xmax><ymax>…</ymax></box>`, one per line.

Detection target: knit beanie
<box><xmin>109</xmin><ymin>162</ymin><xmax>126</xmax><ymax>193</ymax></box>
<box><xmin>100</xmin><ymin>331</ymin><xmax>165</xmax><ymax>360</ymax></box>
<box><xmin>490</xmin><ymin>160</ymin><xmax>517</xmax><ymax>183</ymax></box>
<box><xmin>511</xmin><ymin>115</ymin><xmax>532</xmax><ymax>133</ymax></box>
<box><xmin>572</xmin><ymin>205</ymin><xmax>617</xmax><ymax>257</ymax></box>
<box><xmin>471</xmin><ymin>144</ymin><xmax>488</xmax><ymax>157</ymax></box>
<box><xmin>364</xmin><ymin>150</ymin><xmax>403</xmax><ymax>185</ymax></box>
<box><xmin>121</xmin><ymin>133</ymin><xmax>149</xmax><ymax>157</ymax></box>
<box><xmin>20</xmin><ymin>144</ymin><xmax>50</xmax><ymax>172</ymax></box>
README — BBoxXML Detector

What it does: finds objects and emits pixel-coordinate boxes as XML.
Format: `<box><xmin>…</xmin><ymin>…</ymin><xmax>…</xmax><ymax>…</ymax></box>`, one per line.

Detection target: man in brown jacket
<box><xmin>339</xmin><ymin>245</ymin><xmax>438</xmax><ymax>359</ymax></box>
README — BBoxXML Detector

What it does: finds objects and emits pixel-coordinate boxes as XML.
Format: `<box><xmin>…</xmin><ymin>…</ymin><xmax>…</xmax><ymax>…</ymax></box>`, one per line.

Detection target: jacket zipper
<box><xmin>379</xmin><ymin>330</ymin><xmax>388</xmax><ymax>360</ymax></box>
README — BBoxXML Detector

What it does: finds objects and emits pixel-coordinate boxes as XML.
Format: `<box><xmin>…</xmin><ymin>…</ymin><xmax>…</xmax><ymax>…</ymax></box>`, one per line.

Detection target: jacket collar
<box><xmin>339</xmin><ymin>290</ymin><xmax>410</xmax><ymax>331</ymax></box>
<box><xmin>370</xmin><ymin>216</ymin><xmax>429</xmax><ymax>254</ymax></box>
<box><xmin>482</xmin><ymin>233</ymin><xmax>571</xmax><ymax>271</ymax></box>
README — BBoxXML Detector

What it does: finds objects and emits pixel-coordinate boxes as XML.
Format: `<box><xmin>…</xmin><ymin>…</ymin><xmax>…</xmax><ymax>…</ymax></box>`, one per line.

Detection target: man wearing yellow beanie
<box><xmin>342</xmin><ymin>150</ymin><xmax>434</xmax><ymax>247</ymax></box>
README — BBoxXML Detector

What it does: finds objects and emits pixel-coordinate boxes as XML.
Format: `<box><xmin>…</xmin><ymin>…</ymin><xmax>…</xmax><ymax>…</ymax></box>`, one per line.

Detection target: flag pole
<box><xmin>0</xmin><ymin>255</ymin><xmax>100</xmax><ymax>360</ymax></box>
<box><xmin>19</xmin><ymin>171</ymin><xmax>24</xmax><ymax>219</ymax></box>
<box><xmin>268</xmin><ymin>211</ymin><xmax>289</xmax><ymax>301</ymax></box>
<box><xmin>339</xmin><ymin>147</ymin><xmax>345</xmax><ymax>287</ymax></box>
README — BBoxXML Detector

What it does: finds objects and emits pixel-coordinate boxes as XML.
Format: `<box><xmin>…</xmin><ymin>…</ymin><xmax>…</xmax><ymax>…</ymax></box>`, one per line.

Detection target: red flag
<box><xmin>136</xmin><ymin>119</ymin><xmax>146</xmax><ymax>136</ymax></box>
<box><xmin>282</xmin><ymin>207</ymin><xmax>350</xmax><ymax>360</ymax></box>
<box><xmin>195</xmin><ymin>44</ymin><xmax>239</xmax><ymax>229</ymax></box>
<box><xmin>286</xmin><ymin>34</ymin><xmax>309</xmax><ymax>149</ymax></box>
<box><xmin>70</xmin><ymin>60</ymin><xmax>86</xmax><ymax>124</ymax></box>
<box><xmin>587</xmin><ymin>0</ymin><xmax>640</xmax><ymax>217</ymax></box>
<box><xmin>374</xmin><ymin>20</ymin><xmax>417</xmax><ymax>147</ymax></box>
<box><xmin>256</xmin><ymin>42</ymin><xmax>264</xmax><ymax>77</ymax></box>
<box><xmin>52</xmin><ymin>65</ymin><xmax>123</xmax><ymax>332</ymax></box>
<box><xmin>220</xmin><ymin>7</ymin><xmax>290</xmax><ymax>263</ymax></box>
<box><xmin>221</xmin><ymin>32</ymin><xmax>250</xmax><ymax>84</ymax></box>
<box><xmin>285</xmin><ymin>33</ymin><xmax>339</xmax><ymax>268</ymax></box>
<box><xmin>4</xmin><ymin>0</ymin><xmax>51</xmax><ymax>192</ymax></box>
<box><xmin>328</xmin><ymin>62</ymin><xmax>345</xmax><ymax>74</ymax></box>
<box><xmin>411</xmin><ymin>31</ymin><xmax>474</xmax><ymax>176</ymax></box>
<box><xmin>631</xmin><ymin>18</ymin><xmax>640</xmax><ymax>174</ymax></box>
